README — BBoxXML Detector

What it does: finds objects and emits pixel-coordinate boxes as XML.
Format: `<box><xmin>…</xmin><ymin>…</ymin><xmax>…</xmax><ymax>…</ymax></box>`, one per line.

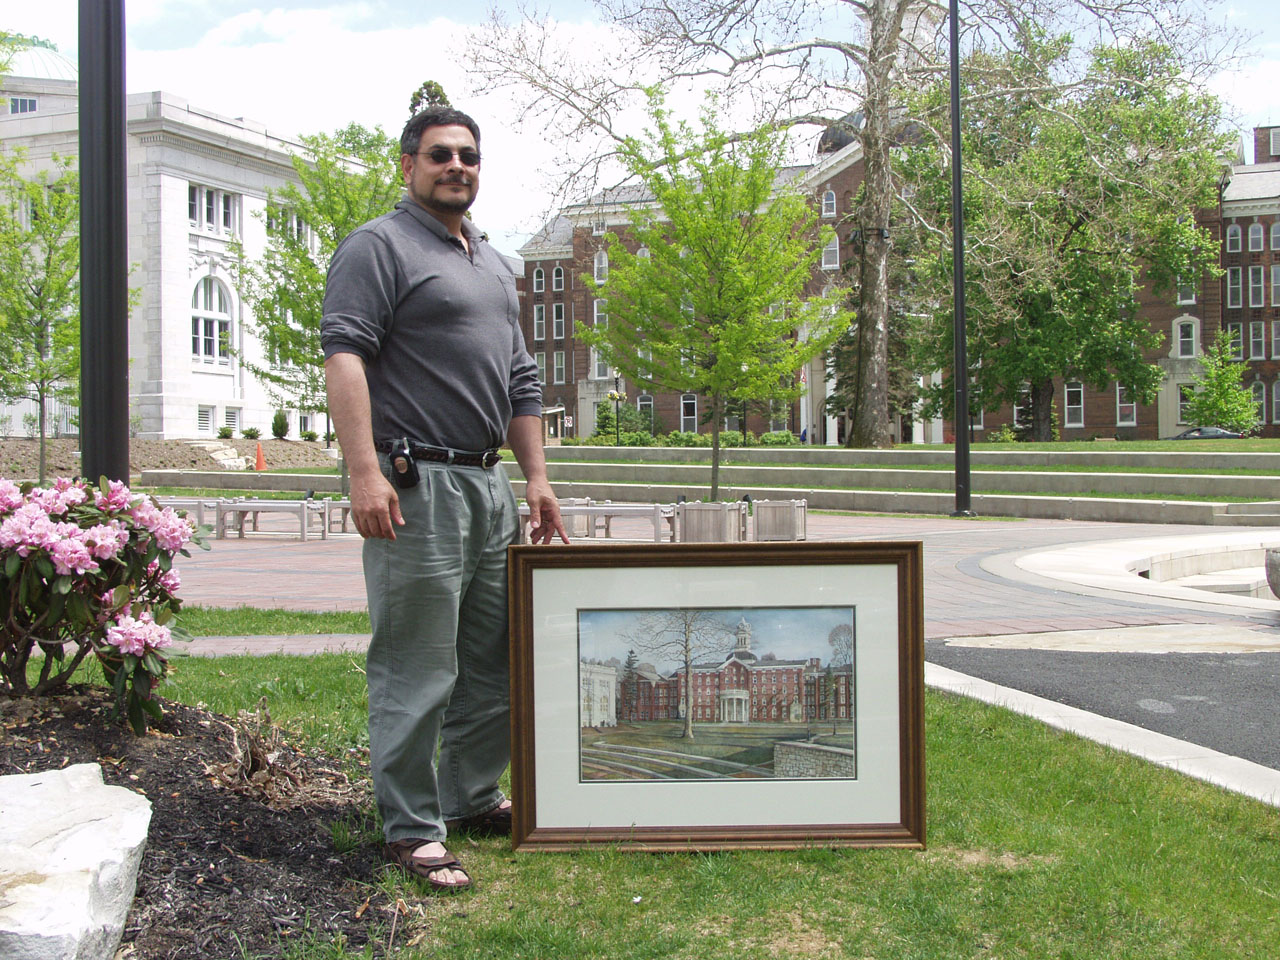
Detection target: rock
<box><xmin>0</xmin><ymin>764</ymin><xmax>152</xmax><ymax>960</ymax></box>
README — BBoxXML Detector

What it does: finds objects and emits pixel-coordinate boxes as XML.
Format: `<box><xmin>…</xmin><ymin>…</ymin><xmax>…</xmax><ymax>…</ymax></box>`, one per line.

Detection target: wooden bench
<box><xmin>518</xmin><ymin>500</ymin><xmax>675</xmax><ymax>543</ymax></box>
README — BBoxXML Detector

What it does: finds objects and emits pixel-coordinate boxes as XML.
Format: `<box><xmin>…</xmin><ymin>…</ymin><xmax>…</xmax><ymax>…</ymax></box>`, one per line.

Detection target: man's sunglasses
<box><xmin>417</xmin><ymin>147</ymin><xmax>481</xmax><ymax>167</ymax></box>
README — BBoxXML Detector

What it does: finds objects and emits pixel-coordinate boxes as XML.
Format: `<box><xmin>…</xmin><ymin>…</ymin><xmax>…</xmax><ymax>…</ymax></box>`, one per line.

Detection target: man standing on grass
<box><xmin>321</xmin><ymin>106</ymin><xmax>566</xmax><ymax>893</ymax></box>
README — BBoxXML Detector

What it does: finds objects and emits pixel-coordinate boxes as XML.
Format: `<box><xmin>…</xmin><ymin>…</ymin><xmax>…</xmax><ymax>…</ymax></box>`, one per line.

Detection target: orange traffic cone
<box><xmin>254</xmin><ymin>442</ymin><xmax>266</xmax><ymax>471</ymax></box>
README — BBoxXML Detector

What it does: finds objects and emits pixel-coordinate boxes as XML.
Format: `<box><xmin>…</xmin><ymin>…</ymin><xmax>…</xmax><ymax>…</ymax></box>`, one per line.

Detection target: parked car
<box><xmin>1166</xmin><ymin>426</ymin><xmax>1244</xmax><ymax>440</ymax></box>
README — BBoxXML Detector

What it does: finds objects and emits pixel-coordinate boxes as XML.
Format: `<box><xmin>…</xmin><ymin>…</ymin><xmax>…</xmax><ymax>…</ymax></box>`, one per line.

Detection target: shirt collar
<box><xmin>396</xmin><ymin>197</ymin><xmax>486</xmax><ymax>245</ymax></box>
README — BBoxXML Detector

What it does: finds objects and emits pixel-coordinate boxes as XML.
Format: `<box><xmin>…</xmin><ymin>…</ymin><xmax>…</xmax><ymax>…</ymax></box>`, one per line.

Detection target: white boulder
<box><xmin>0</xmin><ymin>763</ymin><xmax>152</xmax><ymax>960</ymax></box>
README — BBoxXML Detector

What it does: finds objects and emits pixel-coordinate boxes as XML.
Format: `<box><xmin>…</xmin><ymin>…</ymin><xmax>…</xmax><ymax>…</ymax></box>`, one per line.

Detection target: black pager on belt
<box><xmin>390</xmin><ymin>437</ymin><xmax>420</xmax><ymax>489</ymax></box>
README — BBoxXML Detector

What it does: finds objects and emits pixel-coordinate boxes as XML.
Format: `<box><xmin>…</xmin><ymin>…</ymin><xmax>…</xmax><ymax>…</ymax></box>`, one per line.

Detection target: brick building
<box><xmin>516</xmin><ymin>131</ymin><xmax>867</xmax><ymax>444</ymax></box>
<box><xmin>519</xmin><ymin>123</ymin><xmax>1280</xmax><ymax>445</ymax></box>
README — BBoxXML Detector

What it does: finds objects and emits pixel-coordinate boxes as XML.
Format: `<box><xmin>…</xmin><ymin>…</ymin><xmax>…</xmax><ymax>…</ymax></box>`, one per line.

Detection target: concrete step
<box><xmin>1212</xmin><ymin>513</ymin><xmax>1280</xmax><ymax>526</ymax></box>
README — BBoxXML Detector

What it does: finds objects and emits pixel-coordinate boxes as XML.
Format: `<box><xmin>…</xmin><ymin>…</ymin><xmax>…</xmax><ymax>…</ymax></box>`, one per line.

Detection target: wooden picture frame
<box><xmin>507</xmin><ymin>541</ymin><xmax>925</xmax><ymax>851</ymax></box>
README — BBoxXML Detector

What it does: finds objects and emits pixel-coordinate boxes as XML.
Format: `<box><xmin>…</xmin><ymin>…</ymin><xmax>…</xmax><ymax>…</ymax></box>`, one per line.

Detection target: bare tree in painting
<box><xmin>826</xmin><ymin>622</ymin><xmax>854</xmax><ymax>734</ymax></box>
<box><xmin>623</xmin><ymin>609</ymin><xmax>733</xmax><ymax>741</ymax></box>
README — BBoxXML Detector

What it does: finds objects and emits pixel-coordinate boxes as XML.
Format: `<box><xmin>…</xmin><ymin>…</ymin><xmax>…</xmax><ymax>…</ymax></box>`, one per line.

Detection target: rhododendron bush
<box><xmin>0</xmin><ymin>475</ymin><xmax>209</xmax><ymax>732</ymax></box>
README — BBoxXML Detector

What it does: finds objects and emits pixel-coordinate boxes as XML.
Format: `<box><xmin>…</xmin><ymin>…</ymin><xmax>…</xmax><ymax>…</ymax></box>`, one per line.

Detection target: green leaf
<box><xmin>126</xmin><ymin>695</ymin><xmax>146</xmax><ymax>735</ymax></box>
<box><xmin>4</xmin><ymin>551</ymin><xmax>19</xmax><ymax>579</ymax></box>
<box><xmin>53</xmin><ymin>575</ymin><xmax>72</xmax><ymax>595</ymax></box>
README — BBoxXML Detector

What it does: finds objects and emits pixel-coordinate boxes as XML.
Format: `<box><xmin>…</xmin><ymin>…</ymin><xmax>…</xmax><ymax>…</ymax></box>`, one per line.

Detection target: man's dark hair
<box><xmin>401</xmin><ymin>107</ymin><xmax>481</xmax><ymax>156</ymax></box>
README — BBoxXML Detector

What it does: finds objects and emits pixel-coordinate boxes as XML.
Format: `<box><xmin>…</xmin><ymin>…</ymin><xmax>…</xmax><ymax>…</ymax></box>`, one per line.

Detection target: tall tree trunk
<box><xmin>37</xmin><ymin>389</ymin><xmax>47</xmax><ymax>485</ymax></box>
<box><xmin>708</xmin><ymin>394</ymin><xmax>723</xmax><ymax>500</ymax></box>
<box><xmin>681</xmin><ymin>659</ymin><xmax>695</xmax><ymax>741</ymax></box>
<box><xmin>848</xmin><ymin>1</ymin><xmax>903</xmax><ymax>449</ymax></box>
<box><xmin>1031</xmin><ymin>378</ymin><xmax>1055</xmax><ymax>441</ymax></box>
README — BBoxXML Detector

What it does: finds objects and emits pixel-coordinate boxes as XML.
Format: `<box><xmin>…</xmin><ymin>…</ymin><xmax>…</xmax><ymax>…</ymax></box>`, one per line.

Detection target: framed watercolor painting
<box><xmin>507</xmin><ymin>541</ymin><xmax>924</xmax><ymax>851</ymax></box>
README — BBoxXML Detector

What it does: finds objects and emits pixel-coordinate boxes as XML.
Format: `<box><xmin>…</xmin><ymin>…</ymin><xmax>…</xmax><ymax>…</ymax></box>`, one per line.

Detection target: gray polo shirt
<box><xmin>321</xmin><ymin>199</ymin><xmax>542</xmax><ymax>451</ymax></box>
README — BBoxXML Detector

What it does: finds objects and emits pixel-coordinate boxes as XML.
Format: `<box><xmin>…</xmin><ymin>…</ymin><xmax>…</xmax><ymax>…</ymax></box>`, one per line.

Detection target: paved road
<box><xmin>177</xmin><ymin>511</ymin><xmax>1280</xmax><ymax>773</ymax></box>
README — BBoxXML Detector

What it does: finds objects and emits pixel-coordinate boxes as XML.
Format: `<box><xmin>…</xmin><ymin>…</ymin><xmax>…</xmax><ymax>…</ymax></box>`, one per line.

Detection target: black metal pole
<box><xmin>948</xmin><ymin>0</ymin><xmax>974</xmax><ymax>517</ymax></box>
<box><xmin>79</xmin><ymin>0</ymin><xmax>131</xmax><ymax>484</ymax></box>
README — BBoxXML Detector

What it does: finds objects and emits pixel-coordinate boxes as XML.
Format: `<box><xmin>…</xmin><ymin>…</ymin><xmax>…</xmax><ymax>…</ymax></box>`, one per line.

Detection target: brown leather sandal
<box><xmin>384</xmin><ymin>839</ymin><xmax>472</xmax><ymax>893</ymax></box>
<box><xmin>444</xmin><ymin>801</ymin><xmax>512</xmax><ymax>836</ymax></box>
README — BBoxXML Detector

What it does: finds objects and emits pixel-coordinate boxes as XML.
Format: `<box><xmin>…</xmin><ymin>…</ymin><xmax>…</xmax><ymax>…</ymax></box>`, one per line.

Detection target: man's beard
<box><xmin>410</xmin><ymin>178</ymin><xmax>474</xmax><ymax>216</ymax></box>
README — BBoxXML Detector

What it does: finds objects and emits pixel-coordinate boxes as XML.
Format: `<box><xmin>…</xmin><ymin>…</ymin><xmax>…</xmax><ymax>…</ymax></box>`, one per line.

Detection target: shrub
<box><xmin>0</xmin><ymin>477</ymin><xmax>208</xmax><ymax>733</ymax></box>
<box><xmin>720</xmin><ymin>431</ymin><xmax>758</xmax><ymax>447</ymax></box>
<box><xmin>216</xmin><ymin>426</ymin><xmax>234</xmax><ymax>440</ymax></box>
<box><xmin>324</xmin><ymin>431</ymin><xmax>336</xmax><ymax>442</ymax></box>
<box><xmin>300</xmin><ymin>429</ymin><xmax>318</xmax><ymax>442</ymax></box>
<box><xmin>242</xmin><ymin>427</ymin><xmax>261</xmax><ymax>440</ymax></box>
<box><xmin>271</xmin><ymin>410</ymin><xmax>290</xmax><ymax>440</ymax></box>
<box><xmin>988</xmin><ymin>424</ymin><xmax>1019</xmax><ymax>443</ymax></box>
<box><xmin>663</xmin><ymin>430</ymin><xmax>712</xmax><ymax>447</ymax></box>
<box><xmin>759</xmin><ymin>431</ymin><xmax>798</xmax><ymax>446</ymax></box>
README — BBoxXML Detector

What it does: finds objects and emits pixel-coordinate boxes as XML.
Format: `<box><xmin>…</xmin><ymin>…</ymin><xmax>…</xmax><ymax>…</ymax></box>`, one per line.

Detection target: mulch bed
<box><xmin>0</xmin><ymin>686</ymin><xmax>403</xmax><ymax>959</ymax></box>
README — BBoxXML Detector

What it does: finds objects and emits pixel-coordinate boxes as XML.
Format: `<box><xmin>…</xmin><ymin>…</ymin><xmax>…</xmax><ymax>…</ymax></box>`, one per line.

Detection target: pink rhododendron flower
<box><xmin>146</xmin><ymin>560</ymin><xmax>181</xmax><ymax>595</ymax></box>
<box><xmin>104</xmin><ymin>611</ymin><xmax>173</xmax><ymax>657</ymax></box>
<box><xmin>83</xmin><ymin>522</ymin><xmax>130</xmax><ymax>560</ymax></box>
<box><xmin>0</xmin><ymin>478</ymin><xmax>23</xmax><ymax>514</ymax></box>
<box><xmin>50</xmin><ymin>537</ymin><xmax>99</xmax><ymax>576</ymax></box>
<box><xmin>94</xmin><ymin>479</ymin><xmax>134</xmax><ymax>513</ymax></box>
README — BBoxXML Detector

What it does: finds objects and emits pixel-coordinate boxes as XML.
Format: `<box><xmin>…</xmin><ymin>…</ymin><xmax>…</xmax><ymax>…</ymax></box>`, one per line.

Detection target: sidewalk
<box><xmin>176</xmin><ymin>508</ymin><xmax>1280</xmax><ymax>805</ymax></box>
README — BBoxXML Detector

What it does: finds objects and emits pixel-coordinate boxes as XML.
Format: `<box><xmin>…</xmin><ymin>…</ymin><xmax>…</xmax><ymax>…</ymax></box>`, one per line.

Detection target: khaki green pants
<box><xmin>363</xmin><ymin>457</ymin><xmax>518</xmax><ymax>843</ymax></box>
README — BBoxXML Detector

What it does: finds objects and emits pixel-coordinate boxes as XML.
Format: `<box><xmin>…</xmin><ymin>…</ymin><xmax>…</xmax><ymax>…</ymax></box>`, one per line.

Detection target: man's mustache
<box><xmin>436</xmin><ymin>176</ymin><xmax>472</xmax><ymax>185</ymax></box>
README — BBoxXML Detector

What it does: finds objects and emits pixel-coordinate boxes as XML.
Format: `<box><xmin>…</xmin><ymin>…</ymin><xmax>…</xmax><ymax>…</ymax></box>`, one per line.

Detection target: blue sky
<box><xmin>578</xmin><ymin>606</ymin><xmax>855</xmax><ymax>672</ymax></box>
<box><xmin>7</xmin><ymin>1</ymin><xmax>1278</xmax><ymax>253</ymax></box>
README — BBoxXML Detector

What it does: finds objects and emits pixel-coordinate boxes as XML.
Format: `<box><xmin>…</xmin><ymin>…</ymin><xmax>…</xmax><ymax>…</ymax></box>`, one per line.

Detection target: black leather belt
<box><xmin>375</xmin><ymin>440</ymin><xmax>501</xmax><ymax>469</ymax></box>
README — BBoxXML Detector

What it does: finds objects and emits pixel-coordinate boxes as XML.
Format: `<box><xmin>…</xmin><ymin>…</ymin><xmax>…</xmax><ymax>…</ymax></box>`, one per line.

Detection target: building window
<box><xmin>821</xmin><ymin>236</ymin><xmax>839</xmax><ymax>270</ymax></box>
<box><xmin>196</xmin><ymin>405</ymin><xmax>214</xmax><ymax>434</ymax></box>
<box><xmin>637</xmin><ymin>394</ymin><xmax>654</xmax><ymax>430</ymax></box>
<box><xmin>298</xmin><ymin>412</ymin><xmax>311</xmax><ymax>435</ymax></box>
<box><xmin>1227</xmin><ymin>321</ymin><xmax>1244</xmax><ymax>360</ymax></box>
<box><xmin>188</xmin><ymin>183</ymin><xmax>239</xmax><ymax>236</ymax></box>
<box><xmin>1176</xmin><ymin>276</ymin><xmax>1196</xmax><ymax>305</ymax></box>
<box><xmin>1178</xmin><ymin>384</ymin><xmax>1194</xmax><ymax>423</ymax></box>
<box><xmin>681</xmin><ymin>394</ymin><xmax>698</xmax><ymax>433</ymax></box>
<box><xmin>1226</xmin><ymin>224</ymin><xmax>1241</xmax><ymax>253</ymax></box>
<box><xmin>1178</xmin><ymin>320</ymin><xmax>1196</xmax><ymax>358</ymax></box>
<box><xmin>535</xmin><ymin>351</ymin><xmax>546</xmax><ymax>384</ymax></box>
<box><xmin>1064</xmin><ymin>381</ymin><xmax>1084</xmax><ymax>428</ymax></box>
<box><xmin>1272</xmin><ymin>222</ymin><xmax>1280</xmax><ymax>251</ymax></box>
<box><xmin>1272</xmin><ymin>321</ymin><xmax>1280</xmax><ymax>360</ymax></box>
<box><xmin>9</xmin><ymin>97</ymin><xmax>37</xmax><ymax>114</ymax></box>
<box><xmin>1227</xmin><ymin>267</ymin><xmax>1242</xmax><ymax>308</ymax></box>
<box><xmin>594</xmin><ymin>250</ymin><xmax>608</xmax><ymax>283</ymax></box>
<box><xmin>821</xmin><ymin>189</ymin><xmax>836</xmax><ymax>218</ymax></box>
<box><xmin>592</xmin><ymin>220</ymin><xmax>606</xmax><ymax>236</ymax></box>
<box><xmin>552</xmin><ymin>265</ymin><xmax>564</xmax><ymax>291</ymax></box>
<box><xmin>1252</xmin><ymin>381</ymin><xmax>1266</xmax><ymax>423</ymax></box>
<box><xmin>1249</xmin><ymin>223</ymin><xmax>1265</xmax><ymax>252</ymax></box>
<box><xmin>533</xmin><ymin>303</ymin><xmax>545</xmax><ymax>341</ymax></box>
<box><xmin>1252</xmin><ymin>321</ymin><xmax>1267</xmax><ymax>360</ymax></box>
<box><xmin>1250</xmin><ymin>266</ymin><xmax>1265</xmax><ymax>308</ymax></box>
<box><xmin>532</xmin><ymin>268</ymin><xmax>544</xmax><ymax>292</ymax></box>
<box><xmin>1273</xmin><ymin>381</ymin><xmax>1280</xmax><ymax>424</ymax></box>
<box><xmin>1012</xmin><ymin>382</ymin><xmax>1031</xmax><ymax>431</ymax></box>
<box><xmin>225</xmin><ymin>407</ymin><xmax>241</xmax><ymax>433</ymax></box>
<box><xmin>191</xmin><ymin>277</ymin><xmax>232</xmax><ymax>365</ymax></box>
<box><xmin>592</xmin><ymin>300</ymin><xmax>609</xmax><ymax>379</ymax></box>
<box><xmin>1116</xmin><ymin>385</ymin><xmax>1136</xmax><ymax>426</ymax></box>
<box><xmin>552</xmin><ymin>302</ymin><xmax>565</xmax><ymax>339</ymax></box>
<box><xmin>553</xmin><ymin>351</ymin><xmax>565</xmax><ymax>384</ymax></box>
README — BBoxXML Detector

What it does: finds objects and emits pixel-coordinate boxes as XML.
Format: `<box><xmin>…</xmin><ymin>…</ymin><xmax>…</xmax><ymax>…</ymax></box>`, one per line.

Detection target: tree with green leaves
<box><xmin>900</xmin><ymin>38</ymin><xmax>1230</xmax><ymax>440</ymax></box>
<box><xmin>407</xmin><ymin>80</ymin><xmax>450</xmax><ymax>116</ymax></box>
<box><xmin>235</xmin><ymin>123</ymin><xmax>401</xmax><ymax>427</ymax></box>
<box><xmin>1183</xmin><ymin>331</ymin><xmax>1259</xmax><ymax>435</ymax></box>
<box><xmin>0</xmin><ymin>151</ymin><xmax>79</xmax><ymax>482</ymax></box>
<box><xmin>580</xmin><ymin>95</ymin><xmax>849</xmax><ymax>497</ymax></box>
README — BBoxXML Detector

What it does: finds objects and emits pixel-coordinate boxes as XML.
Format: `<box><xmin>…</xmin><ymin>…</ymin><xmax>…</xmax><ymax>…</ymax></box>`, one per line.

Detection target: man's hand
<box><xmin>523</xmin><ymin>477</ymin><xmax>568</xmax><ymax>545</ymax></box>
<box><xmin>349</xmin><ymin>467</ymin><xmax>405</xmax><ymax>540</ymax></box>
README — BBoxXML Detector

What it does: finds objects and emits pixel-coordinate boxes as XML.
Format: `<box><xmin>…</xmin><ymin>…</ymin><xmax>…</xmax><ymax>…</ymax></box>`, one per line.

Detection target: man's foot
<box><xmin>444</xmin><ymin>798</ymin><xmax>513</xmax><ymax>836</ymax></box>
<box><xmin>384</xmin><ymin>839</ymin><xmax>472</xmax><ymax>892</ymax></box>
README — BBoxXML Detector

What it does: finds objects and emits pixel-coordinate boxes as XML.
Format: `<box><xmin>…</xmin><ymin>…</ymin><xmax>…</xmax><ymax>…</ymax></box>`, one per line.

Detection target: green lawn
<box><xmin>154</xmin><ymin>651</ymin><xmax>1280</xmax><ymax>960</ymax></box>
<box><xmin>40</xmin><ymin>601</ymin><xmax>1280</xmax><ymax>958</ymax></box>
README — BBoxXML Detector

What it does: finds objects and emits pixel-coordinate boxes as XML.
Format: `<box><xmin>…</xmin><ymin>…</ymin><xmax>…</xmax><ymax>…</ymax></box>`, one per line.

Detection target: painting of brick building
<box><xmin>577</xmin><ymin>606</ymin><xmax>856</xmax><ymax>782</ymax></box>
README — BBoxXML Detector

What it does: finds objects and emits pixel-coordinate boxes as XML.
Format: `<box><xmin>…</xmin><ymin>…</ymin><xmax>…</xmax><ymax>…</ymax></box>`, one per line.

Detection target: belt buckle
<box><xmin>483</xmin><ymin>450</ymin><xmax>500</xmax><ymax>469</ymax></box>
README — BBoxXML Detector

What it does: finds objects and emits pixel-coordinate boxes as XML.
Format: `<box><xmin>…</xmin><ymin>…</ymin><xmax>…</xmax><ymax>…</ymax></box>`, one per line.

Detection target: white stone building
<box><xmin>1</xmin><ymin>39</ymin><xmax>321</xmax><ymax>440</ymax></box>
<box><xmin>579</xmin><ymin>660</ymin><xmax>618</xmax><ymax>728</ymax></box>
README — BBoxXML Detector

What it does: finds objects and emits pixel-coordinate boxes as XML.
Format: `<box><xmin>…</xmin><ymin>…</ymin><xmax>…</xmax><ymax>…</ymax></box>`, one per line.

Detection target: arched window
<box><xmin>637</xmin><ymin>394</ymin><xmax>654</xmax><ymax>431</ymax></box>
<box><xmin>681</xmin><ymin>394</ymin><xmax>698</xmax><ymax>432</ymax></box>
<box><xmin>552</xmin><ymin>265</ymin><xmax>564</xmax><ymax>291</ymax></box>
<box><xmin>1226</xmin><ymin>224</ymin><xmax>1241</xmax><ymax>253</ymax></box>
<box><xmin>532</xmin><ymin>267</ymin><xmax>544</xmax><ymax>292</ymax></box>
<box><xmin>1271</xmin><ymin>222</ymin><xmax>1280</xmax><ymax>251</ymax></box>
<box><xmin>1272</xmin><ymin>381</ymin><xmax>1280</xmax><ymax>424</ymax></box>
<box><xmin>821</xmin><ymin>190</ymin><xmax>836</xmax><ymax>218</ymax></box>
<box><xmin>1249</xmin><ymin>223</ymin><xmax>1265</xmax><ymax>252</ymax></box>
<box><xmin>594</xmin><ymin>249</ymin><xmax>609</xmax><ymax>283</ymax></box>
<box><xmin>1176</xmin><ymin>319</ymin><xmax>1197</xmax><ymax>358</ymax></box>
<box><xmin>1252</xmin><ymin>380</ymin><xmax>1266</xmax><ymax>423</ymax></box>
<box><xmin>191</xmin><ymin>277</ymin><xmax>232</xmax><ymax>366</ymax></box>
